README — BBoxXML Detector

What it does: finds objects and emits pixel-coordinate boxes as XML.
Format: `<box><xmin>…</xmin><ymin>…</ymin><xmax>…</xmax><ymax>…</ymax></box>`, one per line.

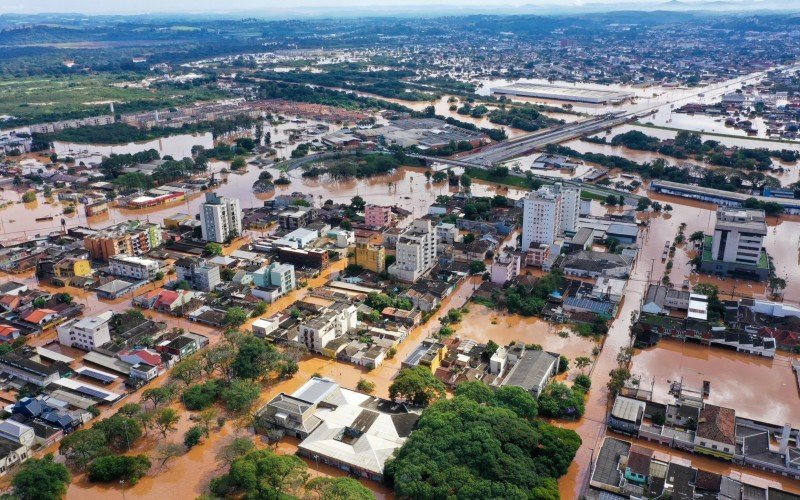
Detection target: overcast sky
<box><xmin>0</xmin><ymin>0</ymin><xmax>708</xmax><ymax>15</ymax></box>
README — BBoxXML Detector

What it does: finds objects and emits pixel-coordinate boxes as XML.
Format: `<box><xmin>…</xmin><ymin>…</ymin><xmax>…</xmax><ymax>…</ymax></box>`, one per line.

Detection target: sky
<box><xmin>0</xmin><ymin>0</ymin><xmax>733</xmax><ymax>16</ymax></box>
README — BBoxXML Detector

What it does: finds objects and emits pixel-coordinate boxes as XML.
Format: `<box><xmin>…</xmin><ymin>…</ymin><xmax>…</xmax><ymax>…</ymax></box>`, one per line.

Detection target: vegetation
<box><xmin>504</xmin><ymin>270</ymin><xmax>564</xmax><ymax>316</ymax></box>
<box><xmin>88</xmin><ymin>455</ymin><xmax>151</xmax><ymax>485</ymax></box>
<box><xmin>488</xmin><ymin>104</ymin><xmax>562</xmax><ymax>131</ymax></box>
<box><xmin>12</xmin><ymin>454</ymin><xmax>71</xmax><ymax>500</ymax></box>
<box><xmin>203</xmin><ymin>242</ymin><xmax>223</xmax><ymax>257</ymax></box>
<box><xmin>537</xmin><ymin>382</ymin><xmax>586</xmax><ymax>418</ymax></box>
<box><xmin>21</xmin><ymin>190</ymin><xmax>37</xmax><ymax>203</ymax></box>
<box><xmin>302</xmin><ymin>151</ymin><xmax>424</xmax><ymax>180</ymax></box>
<box><xmin>385</xmin><ymin>382</ymin><xmax>580</xmax><ymax>498</ymax></box>
<box><xmin>389</xmin><ymin>366</ymin><xmax>447</xmax><ymax>406</ymax></box>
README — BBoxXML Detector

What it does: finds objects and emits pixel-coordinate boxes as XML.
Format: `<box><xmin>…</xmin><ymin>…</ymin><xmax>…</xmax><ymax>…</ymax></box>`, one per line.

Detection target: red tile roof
<box><xmin>697</xmin><ymin>404</ymin><xmax>736</xmax><ymax>445</ymax></box>
<box><xmin>23</xmin><ymin>308</ymin><xmax>57</xmax><ymax>324</ymax></box>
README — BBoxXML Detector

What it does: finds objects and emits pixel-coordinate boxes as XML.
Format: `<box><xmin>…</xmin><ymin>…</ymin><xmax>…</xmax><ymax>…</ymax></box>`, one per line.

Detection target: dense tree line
<box><xmin>488</xmin><ymin>104</ymin><xmax>563</xmax><ymax>132</ymax></box>
<box><xmin>384</xmin><ymin>381</ymin><xmax>581</xmax><ymax>499</ymax></box>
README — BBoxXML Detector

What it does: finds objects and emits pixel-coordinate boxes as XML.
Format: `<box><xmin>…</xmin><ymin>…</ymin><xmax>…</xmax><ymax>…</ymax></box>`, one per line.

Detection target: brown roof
<box><xmin>697</xmin><ymin>405</ymin><xmax>736</xmax><ymax>445</ymax></box>
<box><xmin>627</xmin><ymin>445</ymin><xmax>654</xmax><ymax>476</ymax></box>
<box><xmin>694</xmin><ymin>469</ymin><xmax>722</xmax><ymax>492</ymax></box>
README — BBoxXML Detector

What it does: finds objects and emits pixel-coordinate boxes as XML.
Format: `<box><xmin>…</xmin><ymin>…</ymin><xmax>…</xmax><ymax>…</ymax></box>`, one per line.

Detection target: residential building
<box><xmin>389</xmin><ymin>219</ymin><xmax>437</xmax><ymax>282</ymax></box>
<box><xmin>278</xmin><ymin>206</ymin><xmax>315</xmax><ymax>230</ymax></box>
<box><xmin>524</xmin><ymin>243</ymin><xmax>551</xmax><ymax>268</ymax></box>
<box><xmin>501</xmin><ymin>349</ymin><xmax>560</xmax><ymax>397</ymax></box>
<box><xmin>562</xmin><ymin>250</ymin><xmax>631</xmax><ymax>279</ymax></box>
<box><xmin>200</xmin><ymin>192</ymin><xmax>242</xmax><ymax>243</ymax></box>
<box><xmin>700</xmin><ymin>208</ymin><xmax>769</xmax><ymax>281</ymax></box>
<box><xmin>591</xmin><ymin>277</ymin><xmax>627</xmax><ymax>304</ymax></box>
<box><xmin>402</xmin><ymin>338</ymin><xmax>448</xmax><ymax>372</ymax></box>
<box><xmin>56</xmin><ymin>311</ymin><xmax>113</xmax><ymax>351</ymax></box>
<box><xmin>608</xmin><ymin>396</ymin><xmax>647</xmax><ymax>436</ymax></box>
<box><xmin>0</xmin><ymin>354</ymin><xmax>62</xmax><ymax>387</ymax></box>
<box><xmin>490</xmin><ymin>252</ymin><xmax>521</xmax><ymax>284</ymax></box>
<box><xmin>83</xmin><ymin>221</ymin><xmax>163</xmax><ymax>261</ymax></box>
<box><xmin>555</xmin><ymin>183</ymin><xmax>581</xmax><ymax>234</ymax></box>
<box><xmin>255</xmin><ymin>377</ymin><xmax>420</xmax><ymax>481</ymax></box>
<box><xmin>108</xmin><ymin>254</ymin><xmax>160</xmax><ymax>281</ymax></box>
<box><xmin>276</xmin><ymin>247</ymin><xmax>329</xmax><ymax>270</ymax></box>
<box><xmin>273</xmin><ymin>227</ymin><xmax>318</xmax><ymax>249</ymax></box>
<box><xmin>522</xmin><ymin>186</ymin><xmax>562</xmax><ymax>250</ymax></box>
<box><xmin>435</xmin><ymin>222</ymin><xmax>461</xmax><ymax>245</ymax></box>
<box><xmin>351</xmin><ymin>236</ymin><xmax>385</xmax><ymax>273</ymax></box>
<box><xmin>694</xmin><ymin>404</ymin><xmax>736</xmax><ymax>460</ymax></box>
<box><xmin>250</xmin><ymin>262</ymin><xmax>296</xmax><ymax>302</ymax></box>
<box><xmin>300</xmin><ymin>303</ymin><xmax>358</xmax><ymax>352</ymax></box>
<box><xmin>175</xmin><ymin>257</ymin><xmax>221</xmax><ymax>292</ymax></box>
<box><xmin>364</xmin><ymin>205</ymin><xmax>393</xmax><ymax>228</ymax></box>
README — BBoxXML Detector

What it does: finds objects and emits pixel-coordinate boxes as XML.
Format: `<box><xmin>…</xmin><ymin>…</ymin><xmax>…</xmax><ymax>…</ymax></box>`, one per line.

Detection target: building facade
<box><xmin>175</xmin><ymin>258</ymin><xmax>221</xmax><ymax>292</ymax></box>
<box><xmin>389</xmin><ymin>219</ymin><xmax>437</xmax><ymax>282</ymax></box>
<box><xmin>200</xmin><ymin>192</ymin><xmax>242</xmax><ymax>243</ymax></box>
<box><xmin>364</xmin><ymin>205</ymin><xmax>393</xmax><ymax>228</ymax></box>
<box><xmin>108</xmin><ymin>255</ymin><xmax>160</xmax><ymax>281</ymax></box>
<box><xmin>522</xmin><ymin>186</ymin><xmax>562</xmax><ymax>250</ymax></box>
<box><xmin>56</xmin><ymin>311</ymin><xmax>113</xmax><ymax>351</ymax></box>
<box><xmin>700</xmin><ymin>208</ymin><xmax>769</xmax><ymax>281</ymax></box>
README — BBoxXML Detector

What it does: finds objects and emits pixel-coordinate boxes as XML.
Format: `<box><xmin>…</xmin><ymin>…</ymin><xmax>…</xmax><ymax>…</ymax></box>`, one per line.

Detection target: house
<box><xmin>642</xmin><ymin>284</ymin><xmax>668</xmax><ymax>314</ymax></box>
<box><xmin>402</xmin><ymin>338</ymin><xmax>448</xmax><ymax>372</ymax></box>
<box><xmin>500</xmin><ymin>350</ymin><xmax>560</xmax><ymax>397</ymax></box>
<box><xmin>255</xmin><ymin>377</ymin><xmax>420</xmax><ymax>482</ymax></box>
<box><xmin>0</xmin><ymin>325</ymin><xmax>20</xmax><ymax>343</ymax></box>
<box><xmin>299</xmin><ymin>303</ymin><xmax>358</xmax><ymax>353</ymax></box>
<box><xmin>0</xmin><ymin>354</ymin><xmax>62</xmax><ymax>387</ymax></box>
<box><xmin>22</xmin><ymin>309</ymin><xmax>59</xmax><ymax>327</ymax></box>
<box><xmin>0</xmin><ymin>282</ymin><xmax>27</xmax><ymax>297</ymax></box>
<box><xmin>608</xmin><ymin>396</ymin><xmax>646</xmax><ymax>436</ymax></box>
<box><xmin>624</xmin><ymin>445</ymin><xmax>654</xmax><ymax>486</ymax></box>
<box><xmin>381</xmin><ymin>307</ymin><xmax>421</xmax><ymax>327</ymax></box>
<box><xmin>591</xmin><ymin>278</ymin><xmax>627</xmax><ymax>304</ymax></box>
<box><xmin>130</xmin><ymin>363</ymin><xmax>159</xmax><ymax>381</ymax></box>
<box><xmin>694</xmin><ymin>404</ymin><xmax>736</xmax><ymax>460</ymax></box>
<box><xmin>118</xmin><ymin>348</ymin><xmax>162</xmax><ymax>370</ymax></box>
<box><xmin>490</xmin><ymin>252</ymin><xmax>521</xmax><ymax>285</ymax></box>
<box><xmin>0</xmin><ymin>420</ymin><xmax>35</xmax><ymax>449</ymax></box>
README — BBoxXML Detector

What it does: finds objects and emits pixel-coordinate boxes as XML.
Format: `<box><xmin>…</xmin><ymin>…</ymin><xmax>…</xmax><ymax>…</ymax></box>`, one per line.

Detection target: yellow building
<box><xmin>401</xmin><ymin>339</ymin><xmax>448</xmax><ymax>373</ymax></box>
<box><xmin>163</xmin><ymin>213</ymin><xmax>193</xmax><ymax>230</ymax></box>
<box><xmin>55</xmin><ymin>258</ymin><xmax>92</xmax><ymax>278</ymax></box>
<box><xmin>352</xmin><ymin>241</ymin><xmax>386</xmax><ymax>273</ymax></box>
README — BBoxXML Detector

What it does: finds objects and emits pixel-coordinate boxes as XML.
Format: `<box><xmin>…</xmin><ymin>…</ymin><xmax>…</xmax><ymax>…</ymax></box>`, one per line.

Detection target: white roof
<box><xmin>688</xmin><ymin>293</ymin><xmax>709</xmax><ymax>321</ymax></box>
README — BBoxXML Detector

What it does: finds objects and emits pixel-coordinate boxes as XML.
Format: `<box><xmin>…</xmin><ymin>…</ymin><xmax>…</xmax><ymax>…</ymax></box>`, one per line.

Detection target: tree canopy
<box><xmin>385</xmin><ymin>385</ymin><xmax>580</xmax><ymax>499</ymax></box>
<box><xmin>12</xmin><ymin>454</ymin><xmax>71</xmax><ymax>500</ymax></box>
<box><xmin>389</xmin><ymin>366</ymin><xmax>446</xmax><ymax>406</ymax></box>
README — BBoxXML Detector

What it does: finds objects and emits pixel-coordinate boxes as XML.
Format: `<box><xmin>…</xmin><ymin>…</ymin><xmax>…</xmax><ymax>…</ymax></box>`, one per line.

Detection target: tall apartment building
<box><xmin>200</xmin><ymin>192</ymin><xmax>242</xmax><ymax>243</ymax></box>
<box><xmin>108</xmin><ymin>254</ymin><xmax>160</xmax><ymax>281</ymax></box>
<box><xmin>522</xmin><ymin>186</ymin><xmax>562</xmax><ymax>250</ymax></box>
<box><xmin>700</xmin><ymin>208</ymin><xmax>769</xmax><ymax>280</ymax></box>
<box><xmin>351</xmin><ymin>235</ymin><xmax>386</xmax><ymax>273</ymax></box>
<box><xmin>555</xmin><ymin>184</ymin><xmax>581</xmax><ymax>234</ymax></box>
<box><xmin>251</xmin><ymin>262</ymin><xmax>296</xmax><ymax>295</ymax></box>
<box><xmin>364</xmin><ymin>205</ymin><xmax>393</xmax><ymax>228</ymax></box>
<box><xmin>388</xmin><ymin>219</ymin><xmax>437</xmax><ymax>282</ymax></box>
<box><xmin>174</xmin><ymin>257</ymin><xmax>221</xmax><ymax>292</ymax></box>
<box><xmin>84</xmin><ymin>221</ymin><xmax>163</xmax><ymax>261</ymax></box>
<box><xmin>57</xmin><ymin>311</ymin><xmax>113</xmax><ymax>351</ymax></box>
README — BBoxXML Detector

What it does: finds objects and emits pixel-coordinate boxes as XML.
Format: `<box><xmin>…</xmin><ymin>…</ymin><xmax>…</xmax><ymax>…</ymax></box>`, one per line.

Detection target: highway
<box><xmin>457</xmin><ymin>112</ymin><xmax>630</xmax><ymax>167</ymax></box>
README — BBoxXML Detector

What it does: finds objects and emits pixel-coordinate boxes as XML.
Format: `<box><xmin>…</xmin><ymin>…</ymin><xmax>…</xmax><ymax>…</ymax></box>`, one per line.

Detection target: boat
<box><xmin>35</xmin><ymin>216</ymin><xmax>54</xmax><ymax>222</ymax></box>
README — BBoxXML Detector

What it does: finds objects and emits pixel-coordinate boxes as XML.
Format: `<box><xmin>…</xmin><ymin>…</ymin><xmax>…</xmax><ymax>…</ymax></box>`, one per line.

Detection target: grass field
<box><xmin>0</xmin><ymin>74</ymin><xmax>227</xmax><ymax>127</ymax></box>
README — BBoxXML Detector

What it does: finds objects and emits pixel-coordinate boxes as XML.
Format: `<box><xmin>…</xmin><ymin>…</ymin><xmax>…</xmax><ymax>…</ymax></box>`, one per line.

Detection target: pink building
<box><xmin>365</xmin><ymin>205</ymin><xmax>393</xmax><ymax>228</ymax></box>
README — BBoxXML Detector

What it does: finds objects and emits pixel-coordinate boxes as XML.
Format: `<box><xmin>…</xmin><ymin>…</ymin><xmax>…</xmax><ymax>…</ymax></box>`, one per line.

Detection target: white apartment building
<box><xmin>175</xmin><ymin>257</ymin><xmax>221</xmax><ymax>292</ymax></box>
<box><xmin>490</xmin><ymin>252</ymin><xmax>521</xmax><ymax>285</ymax></box>
<box><xmin>300</xmin><ymin>303</ymin><xmax>358</xmax><ymax>352</ymax></box>
<box><xmin>57</xmin><ymin>311</ymin><xmax>113</xmax><ymax>351</ymax></box>
<box><xmin>522</xmin><ymin>186</ymin><xmax>562</xmax><ymax>250</ymax></box>
<box><xmin>389</xmin><ymin>219</ymin><xmax>438</xmax><ymax>282</ymax></box>
<box><xmin>701</xmin><ymin>207</ymin><xmax>769</xmax><ymax>280</ymax></box>
<box><xmin>108</xmin><ymin>254</ymin><xmax>160</xmax><ymax>280</ymax></box>
<box><xmin>200</xmin><ymin>192</ymin><xmax>242</xmax><ymax>243</ymax></box>
<box><xmin>556</xmin><ymin>184</ymin><xmax>581</xmax><ymax>234</ymax></box>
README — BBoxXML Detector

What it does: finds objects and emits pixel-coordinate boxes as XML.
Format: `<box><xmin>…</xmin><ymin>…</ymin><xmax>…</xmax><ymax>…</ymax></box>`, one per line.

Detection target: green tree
<box><xmin>689</xmin><ymin>231</ymin><xmax>705</xmax><ymax>242</ymax></box>
<box><xmin>575</xmin><ymin>356</ymin><xmax>592</xmax><ymax>370</ymax></box>
<box><xmin>182</xmin><ymin>380</ymin><xmax>222</xmax><ymax>410</ymax></box>
<box><xmin>389</xmin><ymin>366</ymin><xmax>446</xmax><ymax>406</ymax></box>
<box><xmin>94</xmin><ymin>415</ymin><xmax>143</xmax><ymax>452</ymax></box>
<box><xmin>184</xmin><ymin>425</ymin><xmax>208</xmax><ymax>449</ymax></box>
<box><xmin>494</xmin><ymin>385</ymin><xmax>539</xmax><ymax>419</ymax></box>
<box><xmin>154</xmin><ymin>408</ymin><xmax>180</xmax><ymax>438</ymax></box>
<box><xmin>305</xmin><ymin>477</ymin><xmax>373</xmax><ymax>500</ymax></box>
<box><xmin>211</xmin><ymin>449</ymin><xmax>309</xmax><ymax>499</ymax></box>
<box><xmin>356</xmin><ymin>378</ymin><xmax>375</xmax><ymax>393</ymax></box>
<box><xmin>59</xmin><ymin>428</ymin><xmax>108</xmax><ymax>470</ymax></box>
<box><xmin>454</xmin><ymin>380</ymin><xmax>495</xmax><ymax>404</ymax></box>
<box><xmin>88</xmin><ymin>455</ymin><xmax>151</xmax><ymax>485</ymax></box>
<box><xmin>12</xmin><ymin>454</ymin><xmax>71</xmax><ymax>500</ymax></box>
<box><xmin>224</xmin><ymin>307</ymin><xmax>249</xmax><ymax>328</ymax></box>
<box><xmin>220</xmin><ymin>379</ymin><xmax>261</xmax><ymax>414</ymax></box>
<box><xmin>142</xmin><ymin>386</ymin><xmax>175</xmax><ymax>409</ymax></box>
<box><xmin>460</xmin><ymin>174</ymin><xmax>472</xmax><ymax>189</ymax></box>
<box><xmin>203</xmin><ymin>242</ymin><xmax>223</xmax><ymax>256</ymax></box>
<box><xmin>769</xmin><ymin>276</ymin><xmax>787</xmax><ymax>296</ymax></box>
<box><xmin>537</xmin><ymin>383</ymin><xmax>585</xmax><ymax>418</ymax></box>
<box><xmin>574</xmin><ymin>374</ymin><xmax>592</xmax><ymax>392</ymax></box>
<box><xmin>350</xmin><ymin>195</ymin><xmax>366</xmax><ymax>211</ymax></box>
<box><xmin>21</xmin><ymin>191</ymin><xmax>37</xmax><ymax>203</ymax></box>
<box><xmin>230</xmin><ymin>157</ymin><xmax>246</xmax><ymax>170</ymax></box>
<box><xmin>469</xmin><ymin>260</ymin><xmax>486</xmax><ymax>274</ymax></box>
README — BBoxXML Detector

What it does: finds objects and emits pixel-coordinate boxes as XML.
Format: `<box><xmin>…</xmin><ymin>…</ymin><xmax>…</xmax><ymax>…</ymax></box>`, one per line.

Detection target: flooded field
<box><xmin>632</xmin><ymin>339</ymin><xmax>800</xmax><ymax>426</ymax></box>
<box><xmin>456</xmin><ymin>304</ymin><xmax>600</xmax><ymax>362</ymax></box>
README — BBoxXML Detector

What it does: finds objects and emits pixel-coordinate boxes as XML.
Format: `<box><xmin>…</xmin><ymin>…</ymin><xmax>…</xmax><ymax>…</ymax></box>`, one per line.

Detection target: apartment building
<box><xmin>174</xmin><ymin>257</ymin><xmax>221</xmax><ymax>292</ymax></box>
<box><xmin>701</xmin><ymin>208</ymin><xmax>769</xmax><ymax>280</ymax></box>
<box><xmin>300</xmin><ymin>303</ymin><xmax>358</xmax><ymax>352</ymax></box>
<box><xmin>364</xmin><ymin>205</ymin><xmax>393</xmax><ymax>228</ymax></box>
<box><xmin>389</xmin><ymin>219</ymin><xmax>437</xmax><ymax>282</ymax></box>
<box><xmin>251</xmin><ymin>262</ymin><xmax>296</xmax><ymax>297</ymax></box>
<box><xmin>522</xmin><ymin>186</ymin><xmax>562</xmax><ymax>250</ymax></box>
<box><xmin>490</xmin><ymin>252</ymin><xmax>521</xmax><ymax>285</ymax></box>
<box><xmin>84</xmin><ymin>221</ymin><xmax>163</xmax><ymax>261</ymax></box>
<box><xmin>108</xmin><ymin>254</ymin><xmax>160</xmax><ymax>281</ymax></box>
<box><xmin>351</xmin><ymin>235</ymin><xmax>386</xmax><ymax>273</ymax></box>
<box><xmin>56</xmin><ymin>311</ymin><xmax>113</xmax><ymax>351</ymax></box>
<box><xmin>200</xmin><ymin>192</ymin><xmax>242</xmax><ymax>243</ymax></box>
